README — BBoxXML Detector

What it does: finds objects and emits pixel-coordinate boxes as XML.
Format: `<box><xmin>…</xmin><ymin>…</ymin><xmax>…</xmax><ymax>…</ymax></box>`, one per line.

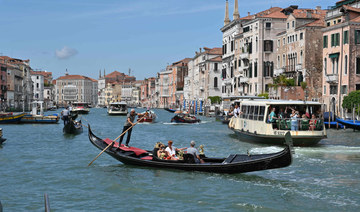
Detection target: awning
<box><xmin>329</xmin><ymin>53</ymin><xmax>339</xmax><ymax>58</ymax></box>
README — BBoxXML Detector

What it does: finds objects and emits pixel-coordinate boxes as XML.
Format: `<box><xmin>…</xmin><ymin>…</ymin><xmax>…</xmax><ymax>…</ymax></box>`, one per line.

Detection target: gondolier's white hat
<box><xmin>131</xmin><ymin>109</ymin><xmax>135</xmax><ymax>112</ymax></box>
<box><xmin>190</xmin><ymin>140</ymin><xmax>196</xmax><ymax>146</ymax></box>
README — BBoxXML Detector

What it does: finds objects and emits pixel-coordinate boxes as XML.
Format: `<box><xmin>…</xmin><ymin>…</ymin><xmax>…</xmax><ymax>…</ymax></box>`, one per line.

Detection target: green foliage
<box><xmin>271</xmin><ymin>74</ymin><xmax>295</xmax><ymax>87</ymax></box>
<box><xmin>342</xmin><ymin>90</ymin><xmax>360</xmax><ymax>112</ymax></box>
<box><xmin>258</xmin><ymin>92</ymin><xmax>269</xmax><ymax>99</ymax></box>
<box><xmin>300</xmin><ymin>81</ymin><xmax>307</xmax><ymax>90</ymax></box>
<box><xmin>208</xmin><ymin>96</ymin><xmax>221</xmax><ymax>104</ymax></box>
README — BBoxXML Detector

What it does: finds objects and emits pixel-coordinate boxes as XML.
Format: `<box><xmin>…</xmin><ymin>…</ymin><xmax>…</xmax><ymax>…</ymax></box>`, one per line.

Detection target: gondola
<box><xmin>171</xmin><ymin>114</ymin><xmax>201</xmax><ymax>123</ymax></box>
<box><xmin>164</xmin><ymin>108</ymin><xmax>177</xmax><ymax>113</ymax></box>
<box><xmin>88</xmin><ymin>125</ymin><xmax>293</xmax><ymax>174</ymax></box>
<box><xmin>0</xmin><ymin>128</ymin><xmax>6</xmax><ymax>145</ymax></box>
<box><xmin>336</xmin><ymin>118</ymin><xmax>360</xmax><ymax>130</ymax></box>
<box><xmin>63</xmin><ymin>114</ymin><xmax>82</xmax><ymax>134</ymax></box>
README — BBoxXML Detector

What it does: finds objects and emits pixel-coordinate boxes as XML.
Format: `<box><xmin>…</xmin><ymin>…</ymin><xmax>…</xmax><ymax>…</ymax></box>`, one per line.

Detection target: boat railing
<box><xmin>269</xmin><ymin>118</ymin><xmax>324</xmax><ymax>131</ymax></box>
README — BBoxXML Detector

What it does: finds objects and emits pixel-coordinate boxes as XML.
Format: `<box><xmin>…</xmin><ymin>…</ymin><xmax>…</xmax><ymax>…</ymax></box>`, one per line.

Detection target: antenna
<box><xmin>128</xmin><ymin>68</ymin><xmax>131</xmax><ymax>76</ymax></box>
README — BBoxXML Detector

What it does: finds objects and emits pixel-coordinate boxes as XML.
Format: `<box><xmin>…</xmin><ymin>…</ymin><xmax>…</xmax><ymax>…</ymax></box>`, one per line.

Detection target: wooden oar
<box><xmin>88</xmin><ymin>115</ymin><xmax>146</xmax><ymax>166</ymax></box>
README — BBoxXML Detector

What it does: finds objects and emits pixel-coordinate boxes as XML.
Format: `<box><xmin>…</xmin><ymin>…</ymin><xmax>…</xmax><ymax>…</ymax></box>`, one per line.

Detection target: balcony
<box><xmin>239</xmin><ymin>77</ymin><xmax>249</xmax><ymax>83</ymax></box>
<box><xmin>295</xmin><ymin>63</ymin><xmax>303</xmax><ymax>71</ymax></box>
<box><xmin>274</xmin><ymin>67</ymin><xmax>285</xmax><ymax>76</ymax></box>
<box><xmin>239</xmin><ymin>52</ymin><xmax>249</xmax><ymax>58</ymax></box>
<box><xmin>326</xmin><ymin>74</ymin><xmax>338</xmax><ymax>84</ymax></box>
<box><xmin>223</xmin><ymin>78</ymin><xmax>232</xmax><ymax>85</ymax></box>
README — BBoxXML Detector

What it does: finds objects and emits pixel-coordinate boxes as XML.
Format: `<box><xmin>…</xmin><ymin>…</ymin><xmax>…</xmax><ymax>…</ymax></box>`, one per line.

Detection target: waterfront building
<box><xmin>97</xmin><ymin>70</ymin><xmax>106</xmax><ymax>107</ymax></box>
<box><xmin>121</xmin><ymin>82</ymin><xmax>133</xmax><ymax>103</ymax></box>
<box><xmin>0</xmin><ymin>56</ymin><xmax>33</xmax><ymax>111</ymax></box>
<box><xmin>132</xmin><ymin>80</ymin><xmax>143</xmax><ymax>106</ymax></box>
<box><xmin>30</xmin><ymin>71</ymin><xmax>44</xmax><ymax>101</ymax></box>
<box><xmin>185</xmin><ymin>47</ymin><xmax>222</xmax><ymax>111</ymax></box>
<box><xmin>158</xmin><ymin>58</ymin><xmax>190</xmax><ymax>108</ymax></box>
<box><xmin>0</xmin><ymin>61</ymin><xmax>8</xmax><ymax>110</ymax></box>
<box><xmin>140</xmin><ymin>79</ymin><xmax>149</xmax><ymax>107</ymax></box>
<box><xmin>272</xmin><ymin>6</ymin><xmax>326</xmax><ymax>101</ymax></box>
<box><xmin>147</xmin><ymin>77</ymin><xmax>156</xmax><ymax>108</ymax></box>
<box><xmin>322</xmin><ymin>0</ymin><xmax>360</xmax><ymax>114</ymax></box>
<box><xmin>55</xmin><ymin>72</ymin><xmax>97</xmax><ymax>106</ymax></box>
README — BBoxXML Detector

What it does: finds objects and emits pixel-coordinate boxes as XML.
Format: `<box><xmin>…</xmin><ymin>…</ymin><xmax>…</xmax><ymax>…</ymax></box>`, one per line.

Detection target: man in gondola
<box><xmin>118</xmin><ymin>109</ymin><xmax>142</xmax><ymax>148</ymax></box>
<box><xmin>186</xmin><ymin>141</ymin><xmax>204</xmax><ymax>163</ymax></box>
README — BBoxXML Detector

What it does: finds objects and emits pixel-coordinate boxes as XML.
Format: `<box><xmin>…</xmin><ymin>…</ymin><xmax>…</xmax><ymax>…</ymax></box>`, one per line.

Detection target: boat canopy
<box><xmin>110</xmin><ymin>101</ymin><xmax>127</xmax><ymax>105</ymax></box>
<box><xmin>72</xmin><ymin>102</ymin><xmax>90</xmax><ymax>106</ymax></box>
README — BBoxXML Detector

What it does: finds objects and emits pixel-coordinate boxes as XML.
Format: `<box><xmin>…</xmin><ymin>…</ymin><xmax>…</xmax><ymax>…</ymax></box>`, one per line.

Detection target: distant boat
<box><xmin>0</xmin><ymin>112</ymin><xmax>26</xmax><ymax>124</ymax></box>
<box><xmin>336</xmin><ymin>118</ymin><xmax>360</xmax><ymax>130</ymax></box>
<box><xmin>20</xmin><ymin>101</ymin><xmax>60</xmax><ymax>124</ymax></box>
<box><xmin>137</xmin><ymin>110</ymin><xmax>157</xmax><ymax>123</ymax></box>
<box><xmin>107</xmin><ymin>102</ymin><xmax>128</xmax><ymax>116</ymax></box>
<box><xmin>164</xmin><ymin>108</ymin><xmax>178</xmax><ymax>113</ymax></box>
<box><xmin>171</xmin><ymin>113</ymin><xmax>200</xmax><ymax>123</ymax></box>
<box><xmin>71</xmin><ymin>102</ymin><xmax>90</xmax><ymax>114</ymax></box>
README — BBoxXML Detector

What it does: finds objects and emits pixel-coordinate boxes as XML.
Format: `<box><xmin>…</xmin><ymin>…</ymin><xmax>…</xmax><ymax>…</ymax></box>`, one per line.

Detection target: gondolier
<box><xmin>119</xmin><ymin>109</ymin><xmax>143</xmax><ymax>147</ymax></box>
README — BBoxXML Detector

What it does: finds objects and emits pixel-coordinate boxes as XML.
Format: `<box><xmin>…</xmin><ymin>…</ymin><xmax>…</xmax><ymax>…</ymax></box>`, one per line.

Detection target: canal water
<box><xmin>0</xmin><ymin>108</ymin><xmax>359</xmax><ymax>211</ymax></box>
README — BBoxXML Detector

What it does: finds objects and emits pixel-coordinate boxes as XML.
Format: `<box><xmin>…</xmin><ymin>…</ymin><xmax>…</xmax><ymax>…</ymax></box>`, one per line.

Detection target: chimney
<box><xmin>199</xmin><ymin>48</ymin><xmax>202</xmax><ymax>53</ymax></box>
<box><xmin>316</xmin><ymin>6</ymin><xmax>321</xmax><ymax>10</ymax></box>
<box><xmin>248</xmin><ymin>12</ymin><xmax>250</xmax><ymax>16</ymax></box>
<box><xmin>306</xmin><ymin>10</ymin><xmax>312</xmax><ymax>18</ymax></box>
<box><xmin>224</xmin><ymin>0</ymin><xmax>230</xmax><ymax>26</ymax></box>
<box><xmin>233</xmin><ymin>0</ymin><xmax>240</xmax><ymax>20</ymax></box>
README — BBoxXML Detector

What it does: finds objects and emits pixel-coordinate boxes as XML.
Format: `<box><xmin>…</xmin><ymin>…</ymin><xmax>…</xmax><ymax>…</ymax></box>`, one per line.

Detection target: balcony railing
<box><xmin>240</xmin><ymin>77</ymin><xmax>249</xmax><ymax>83</ymax></box>
<box><xmin>326</xmin><ymin>74</ymin><xmax>338</xmax><ymax>84</ymax></box>
<box><xmin>239</xmin><ymin>52</ymin><xmax>249</xmax><ymax>58</ymax></box>
<box><xmin>295</xmin><ymin>64</ymin><xmax>303</xmax><ymax>71</ymax></box>
<box><xmin>223</xmin><ymin>78</ymin><xmax>232</xmax><ymax>85</ymax></box>
<box><xmin>274</xmin><ymin>67</ymin><xmax>285</xmax><ymax>76</ymax></box>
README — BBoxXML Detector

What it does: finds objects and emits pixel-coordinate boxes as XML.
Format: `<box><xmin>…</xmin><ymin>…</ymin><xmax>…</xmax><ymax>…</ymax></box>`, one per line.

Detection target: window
<box><xmin>249</xmin><ymin>63</ymin><xmax>252</xmax><ymax>78</ymax></box>
<box><xmin>356</xmin><ymin>84</ymin><xmax>360</xmax><ymax>90</ymax></box>
<box><xmin>327</xmin><ymin>22</ymin><xmax>330</xmax><ymax>27</ymax></box>
<box><xmin>214</xmin><ymin>77</ymin><xmax>218</xmax><ymax>88</ymax></box>
<box><xmin>323</xmin><ymin>35</ymin><xmax>328</xmax><ymax>48</ymax></box>
<box><xmin>292</xmin><ymin>21</ymin><xmax>295</xmax><ymax>28</ymax></box>
<box><xmin>254</xmin><ymin>62</ymin><xmax>258</xmax><ymax>77</ymax></box>
<box><xmin>357</xmin><ymin>58</ymin><xmax>360</xmax><ymax>74</ymax></box>
<box><xmin>222</xmin><ymin>69</ymin><xmax>226</xmax><ymax>79</ymax></box>
<box><xmin>283</xmin><ymin>38</ymin><xmax>285</xmax><ymax>45</ymax></box>
<box><xmin>341</xmin><ymin>85</ymin><xmax>347</xmax><ymax>94</ymax></box>
<box><xmin>300</xmin><ymin>33</ymin><xmax>303</xmax><ymax>40</ymax></box>
<box><xmin>259</xmin><ymin>106</ymin><xmax>265</xmax><ymax>121</ymax></box>
<box><xmin>254</xmin><ymin>106</ymin><xmax>259</xmax><ymax>120</ymax></box>
<box><xmin>214</xmin><ymin>63</ymin><xmax>218</xmax><ymax>71</ymax></box>
<box><xmin>324</xmin><ymin>85</ymin><xmax>326</xmax><ymax>95</ymax></box>
<box><xmin>344</xmin><ymin>55</ymin><xmax>348</xmax><ymax>75</ymax></box>
<box><xmin>331</xmin><ymin>33</ymin><xmax>340</xmax><ymax>46</ymax></box>
<box><xmin>243</xmin><ymin>26</ymin><xmax>250</xmax><ymax>33</ymax></box>
<box><xmin>263</xmin><ymin>61</ymin><xmax>273</xmax><ymax>77</ymax></box>
<box><xmin>231</xmin><ymin>67</ymin><xmax>234</xmax><ymax>78</ymax></box>
<box><xmin>36</xmin><ymin>83</ymin><xmax>39</xmax><ymax>88</ymax></box>
<box><xmin>277</xmin><ymin>39</ymin><xmax>280</xmax><ymax>47</ymax></box>
<box><xmin>324</xmin><ymin>58</ymin><xmax>327</xmax><ymax>74</ymax></box>
<box><xmin>355</xmin><ymin>30</ymin><xmax>360</xmax><ymax>44</ymax></box>
<box><xmin>287</xmin><ymin>22</ymin><xmax>289</xmax><ymax>29</ymax></box>
<box><xmin>330</xmin><ymin>85</ymin><xmax>338</xmax><ymax>95</ymax></box>
<box><xmin>264</xmin><ymin>40</ymin><xmax>273</xmax><ymax>52</ymax></box>
<box><xmin>249</xmin><ymin>106</ymin><xmax>254</xmax><ymax>119</ymax></box>
<box><xmin>265</xmin><ymin>22</ymin><xmax>271</xmax><ymax>29</ymax></box>
<box><xmin>231</xmin><ymin>40</ymin><xmax>234</xmax><ymax>52</ymax></box>
<box><xmin>344</xmin><ymin>30</ymin><xmax>349</xmax><ymax>44</ymax></box>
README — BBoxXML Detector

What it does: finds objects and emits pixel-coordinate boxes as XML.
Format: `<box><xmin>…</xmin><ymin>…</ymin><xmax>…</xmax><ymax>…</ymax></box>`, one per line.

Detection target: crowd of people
<box><xmin>267</xmin><ymin>106</ymin><xmax>322</xmax><ymax>131</ymax></box>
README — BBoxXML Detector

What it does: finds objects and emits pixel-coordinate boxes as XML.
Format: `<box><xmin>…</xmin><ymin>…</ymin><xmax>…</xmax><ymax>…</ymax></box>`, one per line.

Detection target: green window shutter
<box><xmin>344</xmin><ymin>31</ymin><xmax>348</xmax><ymax>44</ymax></box>
<box><xmin>331</xmin><ymin>34</ymin><xmax>334</xmax><ymax>46</ymax></box>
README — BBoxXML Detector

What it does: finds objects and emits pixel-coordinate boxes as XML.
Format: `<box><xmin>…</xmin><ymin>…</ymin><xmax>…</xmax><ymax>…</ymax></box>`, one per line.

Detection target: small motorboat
<box><xmin>88</xmin><ymin>126</ymin><xmax>293</xmax><ymax>174</ymax></box>
<box><xmin>71</xmin><ymin>102</ymin><xmax>90</xmax><ymax>114</ymax></box>
<box><xmin>107</xmin><ymin>102</ymin><xmax>128</xmax><ymax>116</ymax></box>
<box><xmin>137</xmin><ymin>110</ymin><xmax>157</xmax><ymax>123</ymax></box>
<box><xmin>164</xmin><ymin>108</ymin><xmax>178</xmax><ymax>113</ymax></box>
<box><xmin>0</xmin><ymin>112</ymin><xmax>26</xmax><ymax>124</ymax></box>
<box><xmin>171</xmin><ymin>113</ymin><xmax>200</xmax><ymax>123</ymax></box>
<box><xmin>63</xmin><ymin>114</ymin><xmax>83</xmax><ymax>134</ymax></box>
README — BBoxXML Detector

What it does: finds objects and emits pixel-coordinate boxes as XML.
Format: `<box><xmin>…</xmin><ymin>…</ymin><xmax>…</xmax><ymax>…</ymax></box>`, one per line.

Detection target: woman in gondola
<box><xmin>165</xmin><ymin>140</ymin><xmax>186</xmax><ymax>160</ymax></box>
<box><xmin>157</xmin><ymin>144</ymin><xmax>170</xmax><ymax>160</ymax></box>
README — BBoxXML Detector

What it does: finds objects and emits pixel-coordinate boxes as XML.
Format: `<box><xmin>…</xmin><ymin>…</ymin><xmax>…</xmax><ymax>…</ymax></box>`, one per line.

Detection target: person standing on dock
<box><xmin>119</xmin><ymin>109</ymin><xmax>141</xmax><ymax>148</ymax></box>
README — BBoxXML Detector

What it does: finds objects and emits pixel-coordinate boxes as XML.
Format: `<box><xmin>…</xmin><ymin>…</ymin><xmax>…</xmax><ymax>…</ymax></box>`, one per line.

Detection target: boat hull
<box><xmin>20</xmin><ymin>115</ymin><xmax>59</xmax><ymax>124</ymax></box>
<box><xmin>63</xmin><ymin>121</ymin><xmax>83</xmax><ymax>134</ymax></box>
<box><xmin>107</xmin><ymin>111</ymin><xmax>127</xmax><ymax>116</ymax></box>
<box><xmin>232</xmin><ymin>129</ymin><xmax>324</xmax><ymax>146</ymax></box>
<box><xmin>336</xmin><ymin>118</ymin><xmax>360</xmax><ymax>130</ymax></box>
<box><xmin>0</xmin><ymin>113</ymin><xmax>26</xmax><ymax>124</ymax></box>
<box><xmin>88</xmin><ymin>126</ymin><xmax>292</xmax><ymax>174</ymax></box>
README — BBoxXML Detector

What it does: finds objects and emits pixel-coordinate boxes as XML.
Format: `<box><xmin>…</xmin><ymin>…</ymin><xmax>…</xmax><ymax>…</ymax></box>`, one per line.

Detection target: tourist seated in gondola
<box><xmin>165</xmin><ymin>140</ymin><xmax>187</xmax><ymax>160</ymax></box>
<box><xmin>157</xmin><ymin>144</ymin><xmax>170</xmax><ymax>160</ymax></box>
<box><xmin>186</xmin><ymin>141</ymin><xmax>204</xmax><ymax>163</ymax></box>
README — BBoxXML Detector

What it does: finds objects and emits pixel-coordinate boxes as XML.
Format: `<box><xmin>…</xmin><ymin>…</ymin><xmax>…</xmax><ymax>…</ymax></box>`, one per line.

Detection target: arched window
<box><xmin>324</xmin><ymin>58</ymin><xmax>327</xmax><ymax>74</ymax></box>
<box><xmin>214</xmin><ymin>77</ymin><xmax>218</xmax><ymax>88</ymax></box>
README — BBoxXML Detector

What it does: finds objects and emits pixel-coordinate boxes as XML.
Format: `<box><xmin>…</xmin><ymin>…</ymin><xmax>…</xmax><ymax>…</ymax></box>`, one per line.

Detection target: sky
<box><xmin>0</xmin><ymin>0</ymin><xmax>333</xmax><ymax>80</ymax></box>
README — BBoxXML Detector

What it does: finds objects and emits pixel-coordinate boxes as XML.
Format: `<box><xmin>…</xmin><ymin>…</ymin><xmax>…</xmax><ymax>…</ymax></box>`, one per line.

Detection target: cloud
<box><xmin>55</xmin><ymin>46</ymin><xmax>78</xmax><ymax>59</ymax></box>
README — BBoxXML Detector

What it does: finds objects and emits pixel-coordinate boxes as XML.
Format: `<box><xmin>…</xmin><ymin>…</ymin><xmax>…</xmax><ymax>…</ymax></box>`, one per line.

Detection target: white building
<box><xmin>31</xmin><ymin>73</ymin><xmax>44</xmax><ymax>101</ymax></box>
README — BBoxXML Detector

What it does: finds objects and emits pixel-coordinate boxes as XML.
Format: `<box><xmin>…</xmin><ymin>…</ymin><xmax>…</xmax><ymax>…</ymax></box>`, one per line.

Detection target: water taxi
<box><xmin>71</xmin><ymin>102</ymin><xmax>90</xmax><ymax>114</ymax></box>
<box><xmin>228</xmin><ymin>99</ymin><xmax>326</xmax><ymax>146</ymax></box>
<box><xmin>107</xmin><ymin>102</ymin><xmax>128</xmax><ymax>116</ymax></box>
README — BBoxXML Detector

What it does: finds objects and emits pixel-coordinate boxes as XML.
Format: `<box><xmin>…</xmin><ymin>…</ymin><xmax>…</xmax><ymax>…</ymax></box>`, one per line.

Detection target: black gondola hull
<box><xmin>63</xmin><ymin>121</ymin><xmax>83</xmax><ymax>134</ymax></box>
<box><xmin>88</xmin><ymin>126</ymin><xmax>292</xmax><ymax>173</ymax></box>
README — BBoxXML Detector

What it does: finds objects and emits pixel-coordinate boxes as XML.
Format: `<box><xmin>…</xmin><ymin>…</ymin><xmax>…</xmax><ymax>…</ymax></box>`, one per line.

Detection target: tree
<box><xmin>342</xmin><ymin>90</ymin><xmax>360</xmax><ymax>112</ymax></box>
<box><xmin>208</xmin><ymin>96</ymin><xmax>221</xmax><ymax>104</ymax></box>
<box><xmin>258</xmin><ymin>92</ymin><xmax>269</xmax><ymax>99</ymax></box>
